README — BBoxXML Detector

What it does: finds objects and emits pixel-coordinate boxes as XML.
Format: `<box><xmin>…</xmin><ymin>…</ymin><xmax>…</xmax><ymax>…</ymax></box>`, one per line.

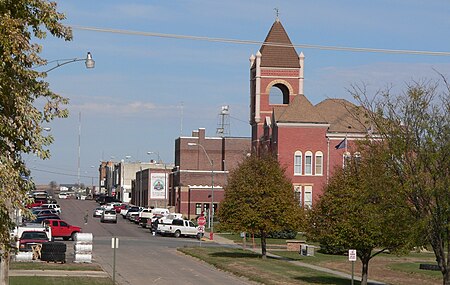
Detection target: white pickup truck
<box><xmin>138</xmin><ymin>208</ymin><xmax>169</xmax><ymax>228</ymax></box>
<box><xmin>157</xmin><ymin>219</ymin><xmax>200</xmax><ymax>238</ymax></box>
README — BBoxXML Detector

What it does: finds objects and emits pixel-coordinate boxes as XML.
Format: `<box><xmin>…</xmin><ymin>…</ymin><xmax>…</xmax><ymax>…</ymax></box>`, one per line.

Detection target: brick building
<box><xmin>132</xmin><ymin>162</ymin><xmax>174</xmax><ymax>208</ymax></box>
<box><xmin>170</xmin><ymin>128</ymin><xmax>250</xmax><ymax>219</ymax></box>
<box><xmin>250</xmin><ymin>19</ymin><xmax>369</xmax><ymax>207</ymax></box>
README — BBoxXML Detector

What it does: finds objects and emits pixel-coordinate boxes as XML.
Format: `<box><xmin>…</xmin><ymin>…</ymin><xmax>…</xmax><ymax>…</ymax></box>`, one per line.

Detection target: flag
<box><xmin>335</xmin><ymin>138</ymin><xmax>347</xmax><ymax>150</ymax></box>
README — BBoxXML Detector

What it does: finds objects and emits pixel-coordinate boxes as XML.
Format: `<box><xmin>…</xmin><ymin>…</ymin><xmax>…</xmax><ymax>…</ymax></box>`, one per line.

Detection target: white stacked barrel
<box><xmin>74</xmin><ymin>232</ymin><xmax>93</xmax><ymax>263</ymax></box>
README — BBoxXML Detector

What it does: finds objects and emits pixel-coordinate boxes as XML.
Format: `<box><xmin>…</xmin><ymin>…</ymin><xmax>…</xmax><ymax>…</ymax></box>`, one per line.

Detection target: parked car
<box><xmin>100</xmin><ymin>210</ymin><xmax>117</xmax><ymax>223</ymax></box>
<box><xmin>28</xmin><ymin>214</ymin><xmax>60</xmax><ymax>224</ymax></box>
<box><xmin>113</xmin><ymin>203</ymin><xmax>128</xmax><ymax>213</ymax></box>
<box><xmin>32</xmin><ymin>209</ymin><xmax>58</xmax><ymax>216</ymax></box>
<box><xmin>40</xmin><ymin>204</ymin><xmax>61</xmax><ymax>213</ymax></box>
<box><xmin>158</xmin><ymin>219</ymin><xmax>200</xmax><ymax>238</ymax></box>
<box><xmin>58</xmin><ymin>193</ymin><xmax>68</xmax><ymax>199</ymax></box>
<box><xmin>26</xmin><ymin>200</ymin><xmax>44</xmax><ymax>209</ymax></box>
<box><xmin>42</xmin><ymin>219</ymin><xmax>81</xmax><ymax>241</ymax></box>
<box><xmin>104</xmin><ymin>202</ymin><xmax>123</xmax><ymax>211</ymax></box>
<box><xmin>93</xmin><ymin>207</ymin><xmax>104</xmax><ymax>218</ymax></box>
<box><xmin>139</xmin><ymin>208</ymin><xmax>170</xmax><ymax>228</ymax></box>
<box><xmin>123</xmin><ymin>206</ymin><xmax>141</xmax><ymax>219</ymax></box>
<box><xmin>18</xmin><ymin>231</ymin><xmax>50</xmax><ymax>252</ymax></box>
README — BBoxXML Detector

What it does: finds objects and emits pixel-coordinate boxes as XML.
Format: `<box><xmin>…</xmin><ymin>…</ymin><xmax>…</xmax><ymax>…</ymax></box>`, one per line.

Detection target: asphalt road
<box><xmin>57</xmin><ymin>198</ymin><xmax>255</xmax><ymax>285</ymax></box>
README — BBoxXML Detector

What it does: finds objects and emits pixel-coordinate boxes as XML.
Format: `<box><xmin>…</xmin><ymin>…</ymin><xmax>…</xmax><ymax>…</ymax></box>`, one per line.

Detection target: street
<box><xmin>57</xmin><ymin>198</ymin><xmax>254</xmax><ymax>285</ymax></box>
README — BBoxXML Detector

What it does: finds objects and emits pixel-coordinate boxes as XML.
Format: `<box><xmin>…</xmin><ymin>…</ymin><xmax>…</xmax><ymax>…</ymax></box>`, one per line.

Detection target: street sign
<box><xmin>197</xmin><ymin>226</ymin><xmax>205</xmax><ymax>233</ymax></box>
<box><xmin>111</xmin><ymin>237</ymin><xmax>119</xmax><ymax>249</ymax></box>
<box><xmin>197</xmin><ymin>216</ymin><xmax>206</xmax><ymax>226</ymax></box>
<box><xmin>348</xmin><ymin>249</ymin><xmax>357</xmax><ymax>261</ymax></box>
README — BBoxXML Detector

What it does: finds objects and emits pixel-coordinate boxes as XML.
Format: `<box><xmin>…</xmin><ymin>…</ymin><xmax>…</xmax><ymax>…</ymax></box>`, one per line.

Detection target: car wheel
<box><xmin>62</xmin><ymin>237</ymin><xmax>69</xmax><ymax>241</ymax></box>
<box><xmin>71</xmin><ymin>232</ymin><xmax>77</xmax><ymax>241</ymax></box>
<box><xmin>174</xmin><ymin>230</ymin><xmax>181</xmax><ymax>238</ymax></box>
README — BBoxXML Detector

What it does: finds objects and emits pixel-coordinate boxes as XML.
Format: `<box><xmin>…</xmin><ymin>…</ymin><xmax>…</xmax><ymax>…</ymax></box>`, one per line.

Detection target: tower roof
<box><xmin>259</xmin><ymin>20</ymin><xmax>300</xmax><ymax>68</ymax></box>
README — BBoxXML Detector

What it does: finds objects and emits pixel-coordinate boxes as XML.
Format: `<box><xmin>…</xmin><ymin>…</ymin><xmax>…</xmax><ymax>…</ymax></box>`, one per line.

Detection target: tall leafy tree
<box><xmin>218</xmin><ymin>154</ymin><xmax>305</xmax><ymax>258</ymax></box>
<box><xmin>350</xmin><ymin>79</ymin><xmax>450</xmax><ymax>284</ymax></box>
<box><xmin>0</xmin><ymin>1</ymin><xmax>71</xmax><ymax>283</ymax></box>
<box><xmin>308</xmin><ymin>143</ymin><xmax>415</xmax><ymax>285</ymax></box>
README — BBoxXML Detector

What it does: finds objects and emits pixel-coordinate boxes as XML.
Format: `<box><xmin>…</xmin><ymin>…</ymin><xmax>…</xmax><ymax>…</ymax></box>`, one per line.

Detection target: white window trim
<box><xmin>315</xmin><ymin>151</ymin><xmax>323</xmax><ymax>176</ymax></box>
<box><xmin>294</xmin><ymin>151</ymin><xmax>302</xmax><ymax>176</ymax></box>
<box><xmin>294</xmin><ymin>185</ymin><xmax>302</xmax><ymax>207</ymax></box>
<box><xmin>305</xmin><ymin>151</ymin><xmax>313</xmax><ymax>176</ymax></box>
<box><xmin>304</xmin><ymin>185</ymin><xmax>313</xmax><ymax>209</ymax></box>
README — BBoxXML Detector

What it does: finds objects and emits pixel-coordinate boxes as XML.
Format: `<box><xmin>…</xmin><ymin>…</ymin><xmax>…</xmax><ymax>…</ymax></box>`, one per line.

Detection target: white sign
<box><xmin>348</xmin><ymin>249</ymin><xmax>357</xmax><ymax>261</ymax></box>
<box><xmin>197</xmin><ymin>226</ymin><xmax>205</xmax><ymax>233</ymax></box>
<box><xmin>150</xmin><ymin>173</ymin><xmax>167</xmax><ymax>199</ymax></box>
<box><xmin>111</xmin><ymin>237</ymin><xmax>119</xmax><ymax>249</ymax></box>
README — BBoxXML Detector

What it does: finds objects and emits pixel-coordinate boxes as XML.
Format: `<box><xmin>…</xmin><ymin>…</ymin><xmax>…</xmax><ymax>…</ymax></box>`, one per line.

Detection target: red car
<box><xmin>26</xmin><ymin>200</ymin><xmax>44</xmax><ymax>209</ymax></box>
<box><xmin>113</xmin><ymin>203</ymin><xmax>128</xmax><ymax>213</ymax></box>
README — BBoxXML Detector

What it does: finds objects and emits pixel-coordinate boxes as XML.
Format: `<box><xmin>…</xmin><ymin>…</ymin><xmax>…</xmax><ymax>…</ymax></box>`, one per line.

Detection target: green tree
<box><xmin>218</xmin><ymin>154</ymin><xmax>305</xmax><ymax>258</ymax></box>
<box><xmin>0</xmin><ymin>1</ymin><xmax>71</xmax><ymax>283</ymax></box>
<box><xmin>350</xmin><ymin>79</ymin><xmax>450</xmax><ymax>284</ymax></box>
<box><xmin>308</xmin><ymin>143</ymin><xmax>414</xmax><ymax>285</ymax></box>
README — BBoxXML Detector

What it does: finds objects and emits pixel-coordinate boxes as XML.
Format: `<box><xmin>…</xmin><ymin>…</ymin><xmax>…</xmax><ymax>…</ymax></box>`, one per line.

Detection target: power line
<box><xmin>30</xmin><ymin>168</ymin><xmax>95</xmax><ymax>179</ymax></box>
<box><xmin>72</xmin><ymin>25</ymin><xmax>450</xmax><ymax>57</ymax></box>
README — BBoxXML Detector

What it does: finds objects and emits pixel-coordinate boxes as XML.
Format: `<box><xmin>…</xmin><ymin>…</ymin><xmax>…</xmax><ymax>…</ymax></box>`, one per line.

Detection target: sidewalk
<box><xmin>211</xmin><ymin>234</ymin><xmax>386</xmax><ymax>285</ymax></box>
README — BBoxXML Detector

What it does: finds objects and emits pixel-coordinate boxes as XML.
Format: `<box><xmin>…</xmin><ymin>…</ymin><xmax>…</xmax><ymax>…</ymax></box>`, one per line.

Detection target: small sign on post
<box><xmin>112</xmin><ymin>237</ymin><xmax>119</xmax><ymax>284</ymax></box>
<box><xmin>349</xmin><ymin>249</ymin><xmax>357</xmax><ymax>285</ymax></box>
<box><xmin>111</xmin><ymin>237</ymin><xmax>119</xmax><ymax>249</ymax></box>
<box><xmin>348</xmin><ymin>249</ymin><xmax>357</xmax><ymax>261</ymax></box>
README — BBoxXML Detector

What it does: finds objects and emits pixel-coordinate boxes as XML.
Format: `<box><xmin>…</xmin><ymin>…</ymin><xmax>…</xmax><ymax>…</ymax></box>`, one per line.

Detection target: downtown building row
<box><xmin>98</xmin><ymin>19</ymin><xmax>369</xmax><ymax>218</ymax></box>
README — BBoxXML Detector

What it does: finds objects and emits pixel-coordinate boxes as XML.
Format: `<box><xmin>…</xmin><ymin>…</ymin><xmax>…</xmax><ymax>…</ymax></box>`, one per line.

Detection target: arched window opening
<box><xmin>294</xmin><ymin>151</ymin><xmax>302</xmax><ymax>175</ymax></box>
<box><xmin>305</xmin><ymin>151</ymin><xmax>313</xmax><ymax>175</ymax></box>
<box><xmin>315</xmin><ymin>151</ymin><xmax>323</xmax><ymax>176</ymax></box>
<box><xmin>269</xmin><ymin>83</ymin><xmax>289</xmax><ymax>105</ymax></box>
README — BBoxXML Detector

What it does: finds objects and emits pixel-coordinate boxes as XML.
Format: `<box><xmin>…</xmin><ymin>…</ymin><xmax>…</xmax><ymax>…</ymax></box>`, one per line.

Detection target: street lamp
<box><xmin>187</xmin><ymin>142</ymin><xmax>214</xmax><ymax>240</ymax></box>
<box><xmin>42</xmin><ymin>52</ymin><xmax>95</xmax><ymax>73</ymax></box>
<box><xmin>147</xmin><ymin>151</ymin><xmax>167</xmax><ymax>208</ymax></box>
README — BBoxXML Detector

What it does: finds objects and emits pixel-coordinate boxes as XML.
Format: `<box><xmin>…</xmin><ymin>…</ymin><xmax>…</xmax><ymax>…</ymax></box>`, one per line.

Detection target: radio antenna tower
<box><xmin>216</xmin><ymin>105</ymin><xmax>230</xmax><ymax>137</ymax></box>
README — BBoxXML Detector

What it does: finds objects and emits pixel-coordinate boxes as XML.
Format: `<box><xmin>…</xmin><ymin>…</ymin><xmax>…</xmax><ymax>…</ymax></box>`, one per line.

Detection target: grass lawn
<box><xmin>10</xmin><ymin>262</ymin><xmax>103</xmax><ymax>271</ymax></box>
<box><xmin>217</xmin><ymin>232</ymin><xmax>307</xmax><ymax>246</ymax></box>
<box><xmin>270</xmin><ymin>249</ymin><xmax>440</xmax><ymax>285</ymax></box>
<box><xmin>10</xmin><ymin>277</ymin><xmax>113</xmax><ymax>285</ymax></box>
<box><xmin>179</xmin><ymin>246</ymin><xmax>362</xmax><ymax>285</ymax></box>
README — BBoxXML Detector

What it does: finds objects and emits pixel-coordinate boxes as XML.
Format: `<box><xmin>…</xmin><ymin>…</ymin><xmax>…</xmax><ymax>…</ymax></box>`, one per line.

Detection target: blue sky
<box><xmin>29</xmin><ymin>0</ymin><xmax>450</xmax><ymax>185</ymax></box>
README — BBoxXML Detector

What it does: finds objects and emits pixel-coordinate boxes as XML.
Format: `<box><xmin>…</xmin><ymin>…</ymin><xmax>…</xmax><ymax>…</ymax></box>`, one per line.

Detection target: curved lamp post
<box><xmin>42</xmin><ymin>52</ymin><xmax>95</xmax><ymax>73</ymax></box>
<box><xmin>188</xmin><ymin>142</ymin><xmax>214</xmax><ymax>240</ymax></box>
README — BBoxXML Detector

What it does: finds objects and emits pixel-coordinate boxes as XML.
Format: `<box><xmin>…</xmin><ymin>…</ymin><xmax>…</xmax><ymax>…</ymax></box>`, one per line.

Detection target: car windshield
<box><xmin>21</xmin><ymin>232</ymin><xmax>48</xmax><ymax>240</ymax></box>
<box><xmin>105</xmin><ymin>210</ymin><xmax>116</xmax><ymax>215</ymax></box>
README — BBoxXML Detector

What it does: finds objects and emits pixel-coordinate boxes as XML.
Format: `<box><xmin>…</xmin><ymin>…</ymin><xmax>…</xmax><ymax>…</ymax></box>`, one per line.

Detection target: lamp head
<box><xmin>85</xmin><ymin>52</ymin><xmax>95</xmax><ymax>69</ymax></box>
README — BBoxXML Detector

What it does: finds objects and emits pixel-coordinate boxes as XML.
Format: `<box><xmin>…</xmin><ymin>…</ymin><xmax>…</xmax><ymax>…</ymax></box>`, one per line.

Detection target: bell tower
<box><xmin>249</xmin><ymin>19</ymin><xmax>305</xmax><ymax>153</ymax></box>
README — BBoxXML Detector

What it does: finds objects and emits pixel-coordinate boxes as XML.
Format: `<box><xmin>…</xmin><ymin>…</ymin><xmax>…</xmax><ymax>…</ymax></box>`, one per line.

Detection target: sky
<box><xmin>28</xmin><ymin>0</ymin><xmax>450</xmax><ymax>185</ymax></box>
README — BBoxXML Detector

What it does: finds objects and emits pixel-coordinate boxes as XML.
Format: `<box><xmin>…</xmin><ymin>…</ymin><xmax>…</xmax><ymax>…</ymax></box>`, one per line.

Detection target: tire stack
<box><xmin>74</xmin><ymin>232</ymin><xmax>93</xmax><ymax>263</ymax></box>
<box><xmin>41</xmin><ymin>242</ymin><xmax>66</xmax><ymax>263</ymax></box>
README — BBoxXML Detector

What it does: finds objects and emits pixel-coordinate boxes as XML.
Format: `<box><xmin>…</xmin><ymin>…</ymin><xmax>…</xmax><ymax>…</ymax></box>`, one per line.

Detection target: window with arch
<box><xmin>294</xmin><ymin>151</ymin><xmax>302</xmax><ymax>175</ymax></box>
<box><xmin>315</xmin><ymin>151</ymin><xmax>323</xmax><ymax>175</ymax></box>
<box><xmin>305</xmin><ymin>151</ymin><xmax>313</xmax><ymax>175</ymax></box>
<box><xmin>269</xmin><ymin>83</ymin><xmax>290</xmax><ymax>105</ymax></box>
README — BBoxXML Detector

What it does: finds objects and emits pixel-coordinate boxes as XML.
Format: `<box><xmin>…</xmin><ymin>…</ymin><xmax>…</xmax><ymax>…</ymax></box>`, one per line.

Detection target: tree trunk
<box><xmin>444</xmin><ymin>270</ymin><xmax>450</xmax><ymax>285</ymax></box>
<box><xmin>360</xmin><ymin>257</ymin><xmax>369</xmax><ymax>285</ymax></box>
<box><xmin>0</xmin><ymin>251</ymin><xmax>10</xmax><ymax>285</ymax></box>
<box><xmin>260</xmin><ymin>230</ymin><xmax>267</xmax><ymax>259</ymax></box>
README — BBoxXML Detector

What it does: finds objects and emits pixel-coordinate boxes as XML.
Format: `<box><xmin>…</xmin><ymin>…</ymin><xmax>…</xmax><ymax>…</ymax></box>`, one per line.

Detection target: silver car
<box><xmin>100</xmin><ymin>210</ymin><xmax>117</xmax><ymax>223</ymax></box>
